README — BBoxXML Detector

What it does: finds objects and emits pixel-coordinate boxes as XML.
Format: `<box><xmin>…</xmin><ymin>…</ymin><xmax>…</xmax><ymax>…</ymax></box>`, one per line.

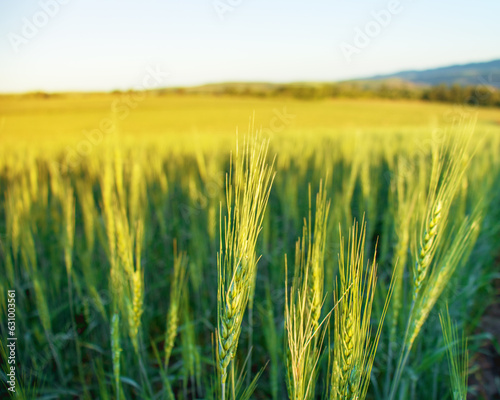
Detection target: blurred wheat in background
<box><xmin>0</xmin><ymin>94</ymin><xmax>499</xmax><ymax>399</ymax></box>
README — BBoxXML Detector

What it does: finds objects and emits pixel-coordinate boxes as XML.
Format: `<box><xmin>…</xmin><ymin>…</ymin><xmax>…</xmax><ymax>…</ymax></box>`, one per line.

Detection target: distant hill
<box><xmin>6</xmin><ymin>59</ymin><xmax>499</xmax><ymax>107</ymax></box>
<box><xmin>157</xmin><ymin>59</ymin><xmax>500</xmax><ymax>95</ymax></box>
<box><xmin>361</xmin><ymin>59</ymin><xmax>500</xmax><ymax>88</ymax></box>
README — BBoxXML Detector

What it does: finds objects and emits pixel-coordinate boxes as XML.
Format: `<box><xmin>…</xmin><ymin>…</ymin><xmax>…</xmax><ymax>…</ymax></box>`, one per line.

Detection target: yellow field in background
<box><xmin>2</xmin><ymin>94</ymin><xmax>499</xmax><ymax>153</ymax></box>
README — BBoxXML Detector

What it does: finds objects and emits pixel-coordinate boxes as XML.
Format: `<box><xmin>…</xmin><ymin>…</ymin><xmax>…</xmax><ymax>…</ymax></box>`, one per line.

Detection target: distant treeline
<box><xmin>12</xmin><ymin>81</ymin><xmax>500</xmax><ymax>107</ymax></box>
<box><xmin>159</xmin><ymin>82</ymin><xmax>500</xmax><ymax>107</ymax></box>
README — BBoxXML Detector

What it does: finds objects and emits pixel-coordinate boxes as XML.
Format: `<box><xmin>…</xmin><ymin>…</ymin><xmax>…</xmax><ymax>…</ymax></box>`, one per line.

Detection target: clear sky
<box><xmin>0</xmin><ymin>0</ymin><xmax>499</xmax><ymax>93</ymax></box>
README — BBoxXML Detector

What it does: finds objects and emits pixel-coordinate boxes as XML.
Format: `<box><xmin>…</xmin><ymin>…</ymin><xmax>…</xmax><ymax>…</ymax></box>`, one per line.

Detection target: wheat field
<box><xmin>0</xmin><ymin>94</ymin><xmax>499</xmax><ymax>399</ymax></box>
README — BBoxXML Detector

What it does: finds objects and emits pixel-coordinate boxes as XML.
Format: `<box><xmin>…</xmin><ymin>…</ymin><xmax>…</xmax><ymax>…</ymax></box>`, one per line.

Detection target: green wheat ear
<box><xmin>217</xmin><ymin>133</ymin><xmax>275</xmax><ymax>400</ymax></box>
<box><xmin>307</xmin><ymin>180</ymin><xmax>330</xmax><ymax>330</ymax></box>
<box><xmin>389</xmin><ymin>119</ymin><xmax>478</xmax><ymax>400</ymax></box>
<box><xmin>331</xmin><ymin>219</ymin><xmax>393</xmax><ymax>400</ymax></box>
<box><xmin>284</xmin><ymin>180</ymin><xmax>330</xmax><ymax>400</ymax></box>
<box><xmin>413</xmin><ymin>201</ymin><xmax>442</xmax><ymax>301</ymax></box>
